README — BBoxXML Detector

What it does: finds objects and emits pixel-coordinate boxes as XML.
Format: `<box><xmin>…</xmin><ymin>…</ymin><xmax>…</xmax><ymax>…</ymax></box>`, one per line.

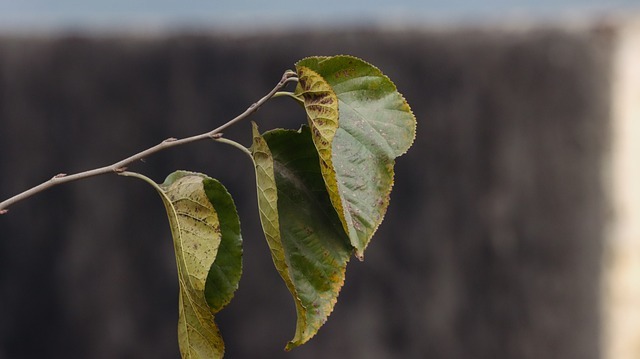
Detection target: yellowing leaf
<box><xmin>295</xmin><ymin>66</ymin><xmax>346</xmax><ymax>250</ymax></box>
<box><xmin>295</xmin><ymin>55</ymin><xmax>416</xmax><ymax>259</ymax></box>
<box><xmin>250</xmin><ymin>122</ymin><xmax>352</xmax><ymax>350</ymax></box>
<box><xmin>126</xmin><ymin>171</ymin><xmax>242</xmax><ymax>359</ymax></box>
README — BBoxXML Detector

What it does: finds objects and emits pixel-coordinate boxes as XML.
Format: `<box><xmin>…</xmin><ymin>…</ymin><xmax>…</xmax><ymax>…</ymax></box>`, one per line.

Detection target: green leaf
<box><xmin>202</xmin><ymin>179</ymin><xmax>243</xmax><ymax>312</ymax></box>
<box><xmin>295</xmin><ymin>55</ymin><xmax>416</xmax><ymax>259</ymax></box>
<box><xmin>250</xmin><ymin>122</ymin><xmax>352</xmax><ymax>350</ymax></box>
<box><xmin>127</xmin><ymin>171</ymin><xmax>242</xmax><ymax>359</ymax></box>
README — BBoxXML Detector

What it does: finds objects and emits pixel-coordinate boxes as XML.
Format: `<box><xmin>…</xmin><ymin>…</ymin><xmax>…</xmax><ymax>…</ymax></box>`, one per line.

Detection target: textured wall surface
<box><xmin>0</xmin><ymin>27</ymin><xmax>611</xmax><ymax>358</ymax></box>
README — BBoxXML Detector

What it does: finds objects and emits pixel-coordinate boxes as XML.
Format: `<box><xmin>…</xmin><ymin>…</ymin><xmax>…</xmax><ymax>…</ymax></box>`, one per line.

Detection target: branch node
<box><xmin>283</xmin><ymin>69</ymin><xmax>298</xmax><ymax>80</ymax></box>
<box><xmin>0</xmin><ymin>209</ymin><xmax>8</xmax><ymax>215</ymax></box>
<box><xmin>210</xmin><ymin>133</ymin><xmax>223</xmax><ymax>139</ymax></box>
<box><xmin>114</xmin><ymin>167</ymin><xmax>128</xmax><ymax>173</ymax></box>
<box><xmin>53</xmin><ymin>173</ymin><xmax>67</xmax><ymax>179</ymax></box>
<box><xmin>164</xmin><ymin>137</ymin><xmax>178</xmax><ymax>143</ymax></box>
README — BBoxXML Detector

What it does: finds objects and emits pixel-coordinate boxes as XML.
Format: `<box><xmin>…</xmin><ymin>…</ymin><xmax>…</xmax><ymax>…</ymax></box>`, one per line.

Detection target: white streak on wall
<box><xmin>604</xmin><ymin>18</ymin><xmax>640</xmax><ymax>359</ymax></box>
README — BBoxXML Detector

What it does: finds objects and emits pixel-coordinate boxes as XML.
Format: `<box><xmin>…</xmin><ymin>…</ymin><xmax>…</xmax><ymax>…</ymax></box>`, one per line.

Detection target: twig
<box><xmin>0</xmin><ymin>70</ymin><xmax>298</xmax><ymax>214</ymax></box>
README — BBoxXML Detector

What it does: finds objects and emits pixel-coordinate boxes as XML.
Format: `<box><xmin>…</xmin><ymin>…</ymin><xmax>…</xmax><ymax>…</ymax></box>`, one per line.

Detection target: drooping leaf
<box><xmin>127</xmin><ymin>171</ymin><xmax>242</xmax><ymax>359</ymax></box>
<box><xmin>295</xmin><ymin>55</ymin><xmax>416</xmax><ymax>259</ymax></box>
<box><xmin>250</xmin><ymin>122</ymin><xmax>352</xmax><ymax>350</ymax></box>
<box><xmin>202</xmin><ymin>179</ymin><xmax>243</xmax><ymax>312</ymax></box>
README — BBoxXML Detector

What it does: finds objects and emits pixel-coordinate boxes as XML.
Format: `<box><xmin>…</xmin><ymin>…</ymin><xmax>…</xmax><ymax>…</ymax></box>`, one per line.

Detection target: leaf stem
<box><xmin>214</xmin><ymin>137</ymin><xmax>253</xmax><ymax>160</ymax></box>
<box><xmin>273</xmin><ymin>91</ymin><xmax>303</xmax><ymax>104</ymax></box>
<box><xmin>0</xmin><ymin>71</ymin><xmax>299</xmax><ymax>214</ymax></box>
<box><xmin>117</xmin><ymin>171</ymin><xmax>161</xmax><ymax>189</ymax></box>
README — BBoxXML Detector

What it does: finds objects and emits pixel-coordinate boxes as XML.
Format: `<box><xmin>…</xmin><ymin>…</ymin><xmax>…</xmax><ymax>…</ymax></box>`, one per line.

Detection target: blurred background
<box><xmin>0</xmin><ymin>0</ymin><xmax>637</xmax><ymax>31</ymax></box>
<box><xmin>0</xmin><ymin>1</ymin><xmax>639</xmax><ymax>359</ymax></box>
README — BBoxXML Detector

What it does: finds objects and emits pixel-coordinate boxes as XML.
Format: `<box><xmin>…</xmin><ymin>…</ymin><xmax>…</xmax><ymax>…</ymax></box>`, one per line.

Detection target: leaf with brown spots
<box><xmin>250</xmin><ymin>123</ymin><xmax>352</xmax><ymax>350</ymax></box>
<box><xmin>295</xmin><ymin>55</ymin><xmax>416</xmax><ymax>259</ymax></box>
<box><xmin>127</xmin><ymin>171</ymin><xmax>242</xmax><ymax>359</ymax></box>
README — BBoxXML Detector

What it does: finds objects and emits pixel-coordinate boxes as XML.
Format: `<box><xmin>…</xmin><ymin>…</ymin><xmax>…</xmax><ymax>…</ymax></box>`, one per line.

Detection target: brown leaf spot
<box><xmin>335</xmin><ymin>68</ymin><xmax>355</xmax><ymax>78</ymax></box>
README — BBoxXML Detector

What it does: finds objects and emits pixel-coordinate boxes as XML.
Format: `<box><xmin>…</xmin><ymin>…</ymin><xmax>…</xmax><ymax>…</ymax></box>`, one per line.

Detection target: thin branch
<box><xmin>0</xmin><ymin>70</ymin><xmax>299</xmax><ymax>214</ymax></box>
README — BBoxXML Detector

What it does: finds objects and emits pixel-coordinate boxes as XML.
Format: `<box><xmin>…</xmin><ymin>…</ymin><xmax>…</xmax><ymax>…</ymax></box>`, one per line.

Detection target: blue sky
<box><xmin>0</xmin><ymin>0</ymin><xmax>638</xmax><ymax>30</ymax></box>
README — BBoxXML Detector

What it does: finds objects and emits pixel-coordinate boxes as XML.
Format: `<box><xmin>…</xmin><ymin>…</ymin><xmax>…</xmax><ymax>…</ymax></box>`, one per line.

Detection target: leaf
<box><xmin>250</xmin><ymin>122</ymin><xmax>352</xmax><ymax>350</ymax></box>
<box><xmin>295</xmin><ymin>56</ymin><xmax>416</xmax><ymax>259</ymax></box>
<box><xmin>293</xmin><ymin>65</ymin><xmax>345</xmax><ymax>250</ymax></box>
<box><xmin>127</xmin><ymin>171</ymin><xmax>242</xmax><ymax>359</ymax></box>
<box><xmin>202</xmin><ymin>179</ymin><xmax>243</xmax><ymax>312</ymax></box>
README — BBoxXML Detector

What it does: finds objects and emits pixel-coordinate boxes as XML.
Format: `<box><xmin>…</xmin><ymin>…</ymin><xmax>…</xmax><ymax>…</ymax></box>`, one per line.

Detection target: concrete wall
<box><xmin>0</xmin><ymin>23</ymin><xmax>618</xmax><ymax>358</ymax></box>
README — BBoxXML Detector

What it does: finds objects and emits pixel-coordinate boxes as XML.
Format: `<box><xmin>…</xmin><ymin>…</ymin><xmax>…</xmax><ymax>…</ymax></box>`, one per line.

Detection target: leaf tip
<box><xmin>285</xmin><ymin>342</ymin><xmax>296</xmax><ymax>351</ymax></box>
<box><xmin>284</xmin><ymin>336</ymin><xmax>310</xmax><ymax>351</ymax></box>
<box><xmin>250</xmin><ymin>121</ymin><xmax>260</xmax><ymax>136</ymax></box>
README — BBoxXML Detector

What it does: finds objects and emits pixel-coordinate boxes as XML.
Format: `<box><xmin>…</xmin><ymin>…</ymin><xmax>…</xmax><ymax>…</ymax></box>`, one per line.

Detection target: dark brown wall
<box><xmin>0</xmin><ymin>28</ymin><xmax>611</xmax><ymax>358</ymax></box>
